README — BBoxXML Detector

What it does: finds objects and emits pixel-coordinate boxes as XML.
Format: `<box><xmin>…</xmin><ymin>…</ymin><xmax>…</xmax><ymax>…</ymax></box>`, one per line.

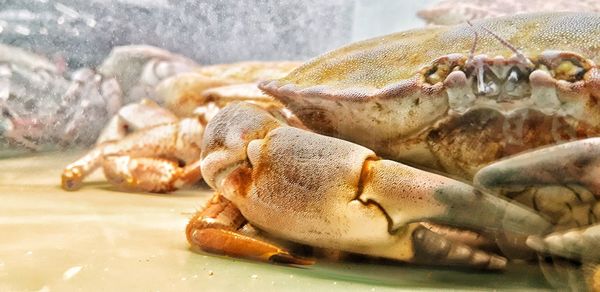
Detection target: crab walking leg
<box><xmin>526</xmin><ymin>225</ymin><xmax>600</xmax><ymax>261</ymax></box>
<box><xmin>62</xmin><ymin>100</ymin><xmax>181</xmax><ymax>190</ymax></box>
<box><xmin>201</xmin><ymin>102</ymin><xmax>551</xmax><ymax>269</ymax></box>
<box><xmin>62</xmin><ymin>117</ymin><xmax>203</xmax><ymax>191</ymax></box>
<box><xmin>474</xmin><ymin>138</ymin><xmax>600</xmax><ymax>192</ymax></box>
<box><xmin>186</xmin><ymin>193</ymin><xmax>313</xmax><ymax>265</ymax></box>
<box><xmin>409</xmin><ymin>223</ymin><xmax>507</xmax><ymax>269</ymax></box>
<box><xmin>102</xmin><ymin>157</ymin><xmax>202</xmax><ymax>192</ymax></box>
<box><xmin>96</xmin><ymin>99</ymin><xmax>178</xmax><ymax>144</ymax></box>
<box><xmin>474</xmin><ymin>138</ymin><xmax>600</xmax><ymax>260</ymax></box>
<box><xmin>62</xmin><ymin>147</ymin><xmax>104</xmax><ymax>190</ymax></box>
<box><xmin>420</xmin><ymin>222</ymin><xmax>495</xmax><ymax>249</ymax></box>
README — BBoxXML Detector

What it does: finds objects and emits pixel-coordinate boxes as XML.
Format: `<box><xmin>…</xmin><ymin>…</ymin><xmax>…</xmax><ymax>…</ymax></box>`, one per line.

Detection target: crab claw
<box><xmin>356</xmin><ymin>158</ymin><xmax>552</xmax><ymax>237</ymax></box>
<box><xmin>199</xmin><ymin>102</ymin><xmax>551</xmax><ymax>269</ymax></box>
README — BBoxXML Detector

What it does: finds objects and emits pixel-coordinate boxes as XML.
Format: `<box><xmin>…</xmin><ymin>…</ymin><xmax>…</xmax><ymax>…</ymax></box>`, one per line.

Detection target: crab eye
<box><xmin>425</xmin><ymin>63</ymin><xmax>450</xmax><ymax>85</ymax></box>
<box><xmin>551</xmin><ymin>59</ymin><xmax>586</xmax><ymax>82</ymax></box>
<box><xmin>537</xmin><ymin>52</ymin><xmax>591</xmax><ymax>83</ymax></box>
<box><xmin>422</xmin><ymin>55</ymin><xmax>466</xmax><ymax>85</ymax></box>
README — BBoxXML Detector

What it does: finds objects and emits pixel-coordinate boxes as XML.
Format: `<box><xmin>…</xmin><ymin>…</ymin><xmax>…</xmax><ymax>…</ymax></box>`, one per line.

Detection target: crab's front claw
<box><xmin>200</xmin><ymin>102</ymin><xmax>550</xmax><ymax>269</ymax></box>
<box><xmin>357</xmin><ymin>158</ymin><xmax>552</xmax><ymax>237</ymax></box>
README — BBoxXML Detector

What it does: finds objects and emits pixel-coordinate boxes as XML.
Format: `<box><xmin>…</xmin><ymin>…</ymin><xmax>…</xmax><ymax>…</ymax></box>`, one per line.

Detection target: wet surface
<box><xmin>0</xmin><ymin>152</ymin><xmax>553</xmax><ymax>291</ymax></box>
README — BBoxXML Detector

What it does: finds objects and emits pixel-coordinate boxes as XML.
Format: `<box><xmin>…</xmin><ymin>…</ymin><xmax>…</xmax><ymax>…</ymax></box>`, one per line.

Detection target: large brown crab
<box><xmin>185</xmin><ymin>12</ymin><xmax>600</xmax><ymax>283</ymax></box>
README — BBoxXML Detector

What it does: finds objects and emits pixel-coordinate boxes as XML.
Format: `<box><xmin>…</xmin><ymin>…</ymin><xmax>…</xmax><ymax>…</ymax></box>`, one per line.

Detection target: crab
<box><xmin>0</xmin><ymin>44</ymin><xmax>197</xmax><ymax>150</ymax></box>
<box><xmin>57</xmin><ymin>45</ymin><xmax>199</xmax><ymax>147</ymax></box>
<box><xmin>0</xmin><ymin>44</ymin><xmax>69</xmax><ymax>150</ymax></box>
<box><xmin>61</xmin><ymin>61</ymin><xmax>301</xmax><ymax>192</ymax></box>
<box><xmin>183</xmin><ymin>12</ymin><xmax>600</xmax><ymax>286</ymax></box>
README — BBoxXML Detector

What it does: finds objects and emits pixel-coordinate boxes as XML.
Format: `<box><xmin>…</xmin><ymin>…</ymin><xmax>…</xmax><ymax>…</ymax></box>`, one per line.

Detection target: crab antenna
<box><xmin>466</xmin><ymin>21</ymin><xmax>479</xmax><ymax>65</ymax></box>
<box><xmin>475</xmin><ymin>23</ymin><xmax>534</xmax><ymax>67</ymax></box>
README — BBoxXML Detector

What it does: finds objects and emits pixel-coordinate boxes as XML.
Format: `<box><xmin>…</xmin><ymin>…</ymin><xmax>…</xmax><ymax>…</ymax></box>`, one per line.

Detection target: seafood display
<box><xmin>0</xmin><ymin>3</ymin><xmax>590</xmax><ymax>290</ymax></box>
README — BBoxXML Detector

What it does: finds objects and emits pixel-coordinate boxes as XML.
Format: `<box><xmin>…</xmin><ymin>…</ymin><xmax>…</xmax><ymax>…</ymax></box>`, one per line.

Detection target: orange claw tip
<box><xmin>269</xmin><ymin>253</ymin><xmax>316</xmax><ymax>265</ymax></box>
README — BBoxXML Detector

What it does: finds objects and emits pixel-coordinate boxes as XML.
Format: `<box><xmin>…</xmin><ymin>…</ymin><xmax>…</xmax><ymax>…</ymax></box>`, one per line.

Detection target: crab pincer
<box><xmin>187</xmin><ymin>102</ymin><xmax>551</xmax><ymax>269</ymax></box>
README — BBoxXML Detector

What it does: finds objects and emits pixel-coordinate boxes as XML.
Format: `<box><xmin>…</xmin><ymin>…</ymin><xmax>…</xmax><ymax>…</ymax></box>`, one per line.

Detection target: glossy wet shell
<box><xmin>260</xmin><ymin>12</ymin><xmax>600</xmax><ymax>178</ymax></box>
<box><xmin>268</xmin><ymin>12</ymin><xmax>600</xmax><ymax>94</ymax></box>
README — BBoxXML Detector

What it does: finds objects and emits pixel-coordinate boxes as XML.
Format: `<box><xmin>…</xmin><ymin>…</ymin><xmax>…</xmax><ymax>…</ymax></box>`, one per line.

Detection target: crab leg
<box><xmin>474</xmin><ymin>138</ymin><xmax>600</xmax><ymax>260</ymax></box>
<box><xmin>526</xmin><ymin>225</ymin><xmax>600</xmax><ymax>261</ymax></box>
<box><xmin>62</xmin><ymin>117</ymin><xmax>203</xmax><ymax>191</ymax></box>
<box><xmin>96</xmin><ymin>99</ymin><xmax>178</xmax><ymax>144</ymax></box>
<box><xmin>102</xmin><ymin>157</ymin><xmax>202</xmax><ymax>193</ymax></box>
<box><xmin>186</xmin><ymin>193</ymin><xmax>313</xmax><ymax>264</ymax></box>
<box><xmin>199</xmin><ymin>102</ymin><xmax>551</xmax><ymax>269</ymax></box>
<box><xmin>62</xmin><ymin>100</ymin><xmax>181</xmax><ymax>190</ymax></box>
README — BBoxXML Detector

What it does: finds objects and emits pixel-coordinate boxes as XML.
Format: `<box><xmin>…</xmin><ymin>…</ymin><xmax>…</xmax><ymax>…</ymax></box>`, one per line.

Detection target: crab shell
<box><xmin>156</xmin><ymin>61</ymin><xmax>301</xmax><ymax>117</ymax></box>
<box><xmin>260</xmin><ymin>12</ymin><xmax>600</xmax><ymax>178</ymax></box>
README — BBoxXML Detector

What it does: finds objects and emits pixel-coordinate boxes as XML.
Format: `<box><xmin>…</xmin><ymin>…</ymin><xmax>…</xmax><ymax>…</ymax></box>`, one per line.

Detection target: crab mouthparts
<box><xmin>442</xmin><ymin>55</ymin><xmax>589</xmax><ymax>116</ymax></box>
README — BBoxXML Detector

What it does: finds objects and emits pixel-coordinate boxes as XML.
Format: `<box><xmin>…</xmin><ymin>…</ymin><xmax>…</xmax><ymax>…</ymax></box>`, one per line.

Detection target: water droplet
<box><xmin>63</xmin><ymin>266</ymin><xmax>83</xmax><ymax>280</ymax></box>
<box><xmin>208</xmin><ymin>270</ymin><xmax>214</xmax><ymax>276</ymax></box>
<box><xmin>14</xmin><ymin>25</ymin><xmax>30</xmax><ymax>36</ymax></box>
<box><xmin>86</xmin><ymin>18</ymin><xmax>97</xmax><ymax>28</ymax></box>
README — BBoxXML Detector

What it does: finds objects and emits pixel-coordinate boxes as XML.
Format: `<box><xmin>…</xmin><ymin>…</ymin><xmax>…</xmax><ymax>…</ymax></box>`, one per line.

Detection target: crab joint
<box><xmin>357</xmin><ymin>159</ymin><xmax>552</xmax><ymax>236</ymax></box>
<box><xmin>186</xmin><ymin>193</ymin><xmax>314</xmax><ymax>265</ymax></box>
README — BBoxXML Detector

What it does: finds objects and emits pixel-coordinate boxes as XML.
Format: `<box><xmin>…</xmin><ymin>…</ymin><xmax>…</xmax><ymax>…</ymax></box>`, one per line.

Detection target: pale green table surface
<box><xmin>0</xmin><ymin>152</ymin><xmax>554</xmax><ymax>291</ymax></box>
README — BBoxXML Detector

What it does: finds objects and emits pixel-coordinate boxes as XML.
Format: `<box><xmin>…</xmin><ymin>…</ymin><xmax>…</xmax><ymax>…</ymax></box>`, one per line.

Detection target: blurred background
<box><xmin>1</xmin><ymin>0</ymin><xmax>598</xmax><ymax>155</ymax></box>
<box><xmin>0</xmin><ymin>0</ymin><xmax>441</xmax><ymax>156</ymax></box>
<box><xmin>0</xmin><ymin>0</ymin><xmax>438</xmax><ymax>67</ymax></box>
